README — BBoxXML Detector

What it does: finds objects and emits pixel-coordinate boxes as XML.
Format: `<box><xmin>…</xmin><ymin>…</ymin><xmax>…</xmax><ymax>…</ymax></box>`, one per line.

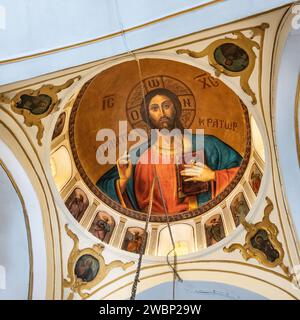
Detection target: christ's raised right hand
<box><xmin>117</xmin><ymin>153</ymin><xmax>133</xmax><ymax>193</ymax></box>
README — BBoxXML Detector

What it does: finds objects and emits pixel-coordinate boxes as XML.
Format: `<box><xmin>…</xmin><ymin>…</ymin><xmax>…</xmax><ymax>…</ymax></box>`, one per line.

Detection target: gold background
<box><xmin>74</xmin><ymin>59</ymin><xmax>247</xmax><ymax>183</ymax></box>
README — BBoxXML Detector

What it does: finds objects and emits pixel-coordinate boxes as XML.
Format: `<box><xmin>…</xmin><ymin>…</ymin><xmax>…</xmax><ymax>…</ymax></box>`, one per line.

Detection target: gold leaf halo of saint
<box><xmin>126</xmin><ymin>75</ymin><xmax>196</xmax><ymax>136</ymax></box>
<box><xmin>69</xmin><ymin>58</ymin><xmax>251</xmax><ymax>222</ymax></box>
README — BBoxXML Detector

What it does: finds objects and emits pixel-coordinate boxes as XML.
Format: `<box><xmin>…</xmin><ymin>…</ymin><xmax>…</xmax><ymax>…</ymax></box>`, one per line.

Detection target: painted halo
<box><xmin>69</xmin><ymin>58</ymin><xmax>251</xmax><ymax>222</ymax></box>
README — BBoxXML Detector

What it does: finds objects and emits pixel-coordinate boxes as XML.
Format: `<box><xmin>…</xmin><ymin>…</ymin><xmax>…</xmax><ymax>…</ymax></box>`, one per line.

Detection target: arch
<box><xmin>0</xmin><ymin>111</ymin><xmax>62</xmax><ymax>299</ymax></box>
<box><xmin>45</xmin><ymin>49</ymin><xmax>272</xmax><ymax>260</ymax></box>
<box><xmin>0</xmin><ymin>140</ymin><xmax>47</xmax><ymax>299</ymax></box>
<box><xmin>50</xmin><ymin>145</ymin><xmax>73</xmax><ymax>191</ymax></box>
<box><xmin>89</xmin><ymin>211</ymin><xmax>116</xmax><ymax>244</ymax></box>
<box><xmin>204</xmin><ymin>214</ymin><xmax>226</xmax><ymax>247</ymax></box>
<box><xmin>272</xmin><ymin>8</ymin><xmax>300</xmax><ymax>241</ymax></box>
<box><xmin>157</xmin><ymin>224</ymin><xmax>195</xmax><ymax>256</ymax></box>
<box><xmin>0</xmin><ymin>161</ymin><xmax>31</xmax><ymax>299</ymax></box>
<box><xmin>96</xmin><ymin>261</ymin><xmax>298</xmax><ymax>300</ymax></box>
<box><xmin>136</xmin><ymin>280</ymin><xmax>267</xmax><ymax>300</ymax></box>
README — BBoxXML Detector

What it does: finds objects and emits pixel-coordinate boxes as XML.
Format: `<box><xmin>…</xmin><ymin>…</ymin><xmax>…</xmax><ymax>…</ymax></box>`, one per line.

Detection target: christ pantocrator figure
<box><xmin>97</xmin><ymin>88</ymin><xmax>242</xmax><ymax>215</ymax></box>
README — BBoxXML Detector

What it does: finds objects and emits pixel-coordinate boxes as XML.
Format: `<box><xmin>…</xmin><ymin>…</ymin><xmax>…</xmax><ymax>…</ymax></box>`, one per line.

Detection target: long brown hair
<box><xmin>140</xmin><ymin>88</ymin><xmax>184</xmax><ymax>130</ymax></box>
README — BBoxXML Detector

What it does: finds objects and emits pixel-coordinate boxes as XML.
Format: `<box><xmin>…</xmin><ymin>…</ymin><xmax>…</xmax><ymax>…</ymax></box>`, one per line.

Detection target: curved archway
<box><xmin>0</xmin><ymin>161</ymin><xmax>31</xmax><ymax>299</ymax></box>
<box><xmin>96</xmin><ymin>261</ymin><xmax>298</xmax><ymax>300</ymax></box>
<box><xmin>272</xmin><ymin>9</ymin><xmax>300</xmax><ymax>240</ymax></box>
<box><xmin>0</xmin><ymin>112</ymin><xmax>62</xmax><ymax>299</ymax></box>
<box><xmin>136</xmin><ymin>280</ymin><xmax>267</xmax><ymax>300</ymax></box>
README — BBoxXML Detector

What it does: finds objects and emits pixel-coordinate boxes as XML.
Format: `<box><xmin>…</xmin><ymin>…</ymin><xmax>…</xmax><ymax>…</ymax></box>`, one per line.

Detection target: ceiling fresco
<box><xmin>69</xmin><ymin>58</ymin><xmax>251</xmax><ymax>222</ymax></box>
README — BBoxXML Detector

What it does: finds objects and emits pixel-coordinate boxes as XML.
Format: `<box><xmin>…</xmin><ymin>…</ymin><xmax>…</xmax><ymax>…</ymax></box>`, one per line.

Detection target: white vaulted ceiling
<box><xmin>0</xmin><ymin>0</ymin><xmax>296</xmax><ymax>84</ymax></box>
<box><xmin>0</xmin><ymin>0</ymin><xmax>300</xmax><ymax>300</ymax></box>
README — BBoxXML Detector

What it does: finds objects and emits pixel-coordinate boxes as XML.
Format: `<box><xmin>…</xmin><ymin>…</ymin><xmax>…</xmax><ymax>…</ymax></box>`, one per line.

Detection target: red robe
<box><xmin>134</xmin><ymin>148</ymin><xmax>239</xmax><ymax>215</ymax></box>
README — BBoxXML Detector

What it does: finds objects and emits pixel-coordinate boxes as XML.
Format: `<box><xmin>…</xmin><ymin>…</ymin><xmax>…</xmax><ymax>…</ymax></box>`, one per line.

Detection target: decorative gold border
<box><xmin>69</xmin><ymin>73</ymin><xmax>251</xmax><ymax>223</ymax></box>
<box><xmin>0</xmin><ymin>0</ymin><xmax>223</xmax><ymax>65</ymax></box>
<box><xmin>224</xmin><ymin>197</ymin><xmax>292</xmax><ymax>278</ymax></box>
<box><xmin>0</xmin><ymin>4</ymin><xmax>292</xmax><ymax>96</ymax></box>
<box><xmin>0</xmin><ymin>94</ymin><xmax>10</xmax><ymax>104</ymax></box>
<box><xmin>63</xmin><ymin>224</ymin><xmax>134</xmax><ymax>300</ymax></box>
<box><xmin>177</xmin><ymin>24</ymin><xmax>269</xmax><ymax>105</ymax></box>
<box><xmin>266</xmin><ymin>6</ymin><xmax>300</xmax><ymax>264</ymax></box>
<box><xmin>7</xmin><ymin>76</ymin><xmax>80</xmax><ymax>145</ymax></box>
<box><xmin>0</xmin><ymin>115</ymin><xmax>63</xmax><ymax>299</ymax></box>
<box><xmin>100</xmin><ymin>268</ymin><xmax>298</xmax><ymax>300</ymax></box>
<box><xmin>84</xmin><ymin>258</ymin><xmax>294</xmax><ymax>299</ymax></box>
<box><xmin>0</xmin><ymin>3</ymin><xmax>298</xmax><ymax>301</ymax></box>
<box><xmin>0</xmin><ymin>160</ymin><xmax>33</xmax><ymax>300</ymax></box>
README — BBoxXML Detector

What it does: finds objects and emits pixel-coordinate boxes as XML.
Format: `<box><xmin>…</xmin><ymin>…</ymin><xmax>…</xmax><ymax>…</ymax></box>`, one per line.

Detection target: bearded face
<box><xmin>148</xmin><ymin>94</ymin><xmax>177</xmax><ymax>130</ymax></box>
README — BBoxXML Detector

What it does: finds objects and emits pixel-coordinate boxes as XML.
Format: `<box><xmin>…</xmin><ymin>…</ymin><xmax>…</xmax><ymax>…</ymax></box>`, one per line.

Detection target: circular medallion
<box><xmin>69</xmin><ymin>58</ymin><xmax>251</xmax><ymax>222</ymax></box>
<box><xmin>74</xmin><ymin>254</ymin><xmax>100</xmax><ymax>282</ymax></box>
<box><xmin>214</xmin><ymin>43</ymin><xmax>249</xmax><ymax>72</ymax></box>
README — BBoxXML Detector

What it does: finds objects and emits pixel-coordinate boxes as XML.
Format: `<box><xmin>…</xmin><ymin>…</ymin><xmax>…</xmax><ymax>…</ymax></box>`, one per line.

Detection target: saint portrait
<box><xmin>52</xmin><ymin>112</ymin><xmax>66</xmax><ymax>140</ymax></box>
<box><xmin>70</xmin><ymin>58</ymin><xmax>251</xmax><ymax>222</ymax></box>
<box><xmin>230</xmin><ymin>192</ymin><xmax>250</xmax><ymax>227</ymax></box>
<box><xmin>249</xmin><ymin>163</ymin><xmax>263</xmax><ymax>195</ymax></box>
<box><xmin>97</xmin><ymin>88</ymin><xmax>242</xmax><ymax>215</ymax></box>
<box><xmin>250</xmin><ymin>230</ymin><xmax>279</xmax><ymax>263</ymax></box>
<box><xmin>74</xmin><ymin>254</ymin><xmax>100</xmax><ymax>282</ymax></box>
<box><xmin>65</xmin><ymin>188</ymin><xmax>89</xmax><ymax>222</ymax></box>
<box><xmin>214</xmin><ymin>43</ymin><xmax>249</xmax><ymax>72</ymax></box>
<box><xmin>89</xmin><ymin>211</ymin><xmax>115</xmax><ymax>243</ymax></box>
<box><xmin>16</xmin><ymin>93</ymin><xmax>52</xmax><ymax>115</ymax></box>
<box><xmin>121</xmin><ymin>227</ymin><xmax>146</xmax><ymax>254</ymax></box>
<box><xmin>205</xmin><ymin>214</ymin><xmax>225</xmax><ymax>246</ymax></box>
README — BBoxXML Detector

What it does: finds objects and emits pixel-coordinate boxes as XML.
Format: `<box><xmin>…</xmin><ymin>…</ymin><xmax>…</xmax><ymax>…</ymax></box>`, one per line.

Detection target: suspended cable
<box><xmin>114</xmin><ymin>0</ymin><xmax>182</xmax><ymax>300</ymax></box>
<box><xmin>130</xmin><ymin>175</ymin><xmax>156</xmax><ymax>300</ymax></box>
<box><xmin>155</xmin><ymin>165</ymin><xmax>183</xmax><ymax>301</ymax></box>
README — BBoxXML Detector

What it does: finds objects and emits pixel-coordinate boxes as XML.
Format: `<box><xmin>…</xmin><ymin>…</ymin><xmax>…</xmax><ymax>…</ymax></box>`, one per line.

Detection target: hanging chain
<box><xmin>130</xmin><ymin>176</ymin><xmax>156</xmax><ymax>300</ymax></box>
<box><xmin>115</xmin><ymin>0</ymin><xmax>182</xmax><ymax>300</ymax></box>
<box><xmin>155</xmin><ymin>166</ymin><xmax>183</xmax><ymax>301</ymax></box>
